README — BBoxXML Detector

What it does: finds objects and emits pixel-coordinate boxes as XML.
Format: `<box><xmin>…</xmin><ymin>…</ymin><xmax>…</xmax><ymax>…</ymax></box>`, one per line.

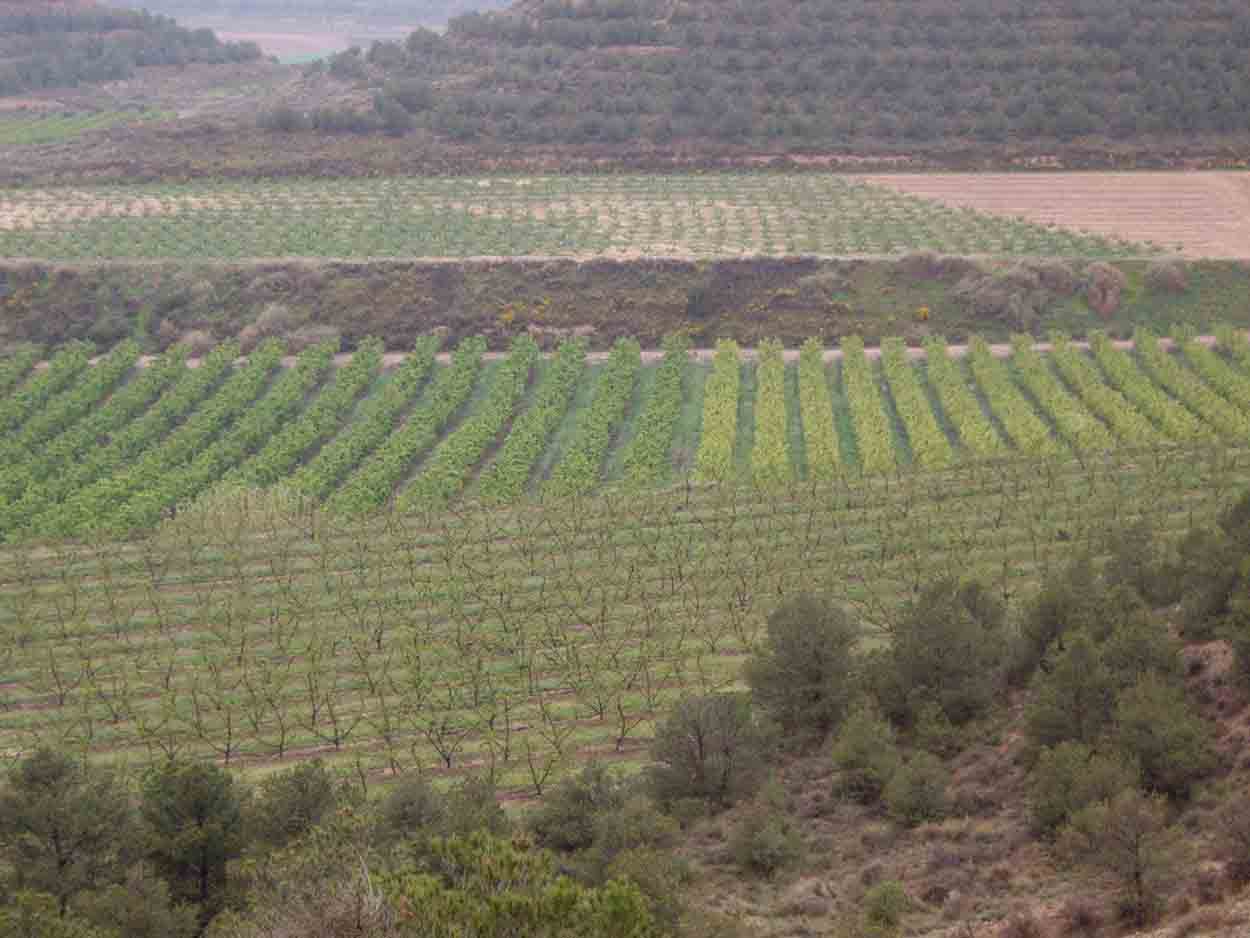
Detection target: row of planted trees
<box><xmin>2</xmin><ymin>443</ymin><xmax>1247</xmax><ymax>793</ymax></box>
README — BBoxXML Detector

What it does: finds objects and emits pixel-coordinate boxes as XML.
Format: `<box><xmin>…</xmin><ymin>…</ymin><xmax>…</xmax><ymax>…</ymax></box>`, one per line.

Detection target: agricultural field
<box><xmin>1</xmin><ymin>436</ymin><xmax>1246</xmax><ymax>791</ymax></box>
<box><xmin>5</xmin><ymin>327</ymin><xmax>1250</xmax><ymax>788</ymax></box>
<box><xmin>0</xmin><ymin>174</ymin><xmax>1157</xmax><ymax>260</ymax></box>
<box><xmin>2</xmin><ymin>328</ymin><xmax>1250</xmax><ymax>540</ymax></box>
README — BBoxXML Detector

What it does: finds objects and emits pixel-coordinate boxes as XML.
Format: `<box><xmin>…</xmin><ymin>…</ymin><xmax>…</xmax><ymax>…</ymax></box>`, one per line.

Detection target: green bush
<box><xmin>883</xmin><ymin>752</ymin><xmax>948</xmax><ymax>827</ymax></box>
<box><xmin>830</xmin><ymin>701</ymin><xmax>901</xmax><ymax>804</ymax></box>
<box><xmin>1028</xmin><ymin>742</ymin><xmax>1139</xmax><ymax>835</ymax></box>
<box><xmin>376</xmin><ymin>774</ymin><xmax>446</xmax><ymax>847</ymax></box>
<box><xmin>1112</xmin><ymin>673</ymin><xmax>1215</xmax><ymax>799</ymax></box>
<box><xmin>249</xmin><ymin>760</ymin><xmax>338</xmax><ymax>851</ymax></box>
<box><xmin>744</xmin><ymin>593</ymin><xmax>858</xmax><ymax>739</ymax></box>
<box><xmin>1025</xmin><ymin>631</ymin><xmax>1116</xmax><ymax>751</ymax></box>
<box><xmin>529</xmin><ymin>763</ymin><xmax>627</xmax><ymax>853</ymax></box>
<box><xmin>1102</xmin><ymin>518</ymin><xmax>1181</xmax><ymax>605</ymax></box>
<box><xmin>1100</xmin><ymin>612</ymin><xmax>1183</xmax><ymax>690</ymax></box>
<box><xmin>861</xmin><ymin>880</ymin><xmax>909</xmax><ymax>938</ymax></box>
<box><xmin>882</xmin><ymin>579</ymin><xmax>1006</xmax><ymax>726</ymax></box>
<box><xmin>648</xmin><ymin>693</ymin><xmax>772</xmax><ymax>809</ymax></box>
<box><xmin>729</xmin><ymin>782</ymin><xmax>803</xmax><ymax>877</ymax></box>
<box><xmin>73</xmin><ymin>872</ymin><xmax>198</xmax><ymax>938</ymax></box>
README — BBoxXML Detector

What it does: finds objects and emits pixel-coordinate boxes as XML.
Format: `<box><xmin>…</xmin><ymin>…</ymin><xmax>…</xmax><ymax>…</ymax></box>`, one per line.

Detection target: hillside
<box><xmin>0</xmin><ymin>0</ymin><xmax>261</xmax><ymax>96</ymax></box>
<box><xmin>273</xmin><ymin>0</ymin><xmax>1250</xmax><ymax>157</ymax></box>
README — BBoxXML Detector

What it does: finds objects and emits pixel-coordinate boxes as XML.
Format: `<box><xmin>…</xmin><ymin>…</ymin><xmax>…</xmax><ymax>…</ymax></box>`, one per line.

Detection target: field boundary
<box><xmin>30</xmin><ymin>333</ymin><xmax>1242</xmax><ymax>373</ymax></box>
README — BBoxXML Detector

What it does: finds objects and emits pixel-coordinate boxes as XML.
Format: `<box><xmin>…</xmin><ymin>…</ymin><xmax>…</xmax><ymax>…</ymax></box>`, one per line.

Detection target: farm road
<box><xmin>50</xmin><ymin>333</ymin><xmax>1234</xmax><ymax>372</ymax></box>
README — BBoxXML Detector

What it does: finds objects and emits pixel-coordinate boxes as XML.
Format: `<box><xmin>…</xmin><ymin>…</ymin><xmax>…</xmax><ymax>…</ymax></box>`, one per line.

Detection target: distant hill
<box><xmin>279</xmin><ymin>0</ymin><xmax>1250</xmax><ymax>153</ymax></box>
<box><xmin>0</xmin><ymin>0</ymin><xmax>262</xmax><ymax>96</ymax></box>
<box><xmin>109</xmin><ymin>0</ymin><xmax>510</xmax><ymax>26</ymax></box>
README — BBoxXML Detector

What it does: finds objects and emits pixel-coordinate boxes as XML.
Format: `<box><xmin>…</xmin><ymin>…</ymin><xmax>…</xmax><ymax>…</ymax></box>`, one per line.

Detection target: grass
<box><xmin>0</xmin><ymin>111</ymin><xmax>171</xmax><ymax>146</ymax></box>
<box><xmin>0</xmin><ymin>174</ymin><xmax>1155</xmax><ymax>261</ymax></box>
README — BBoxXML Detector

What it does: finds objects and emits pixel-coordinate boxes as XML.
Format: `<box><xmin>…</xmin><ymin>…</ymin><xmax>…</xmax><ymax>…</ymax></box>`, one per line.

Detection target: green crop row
<box><xmin>1048</xmin><ymin>335</ymin><xmax>1161</xmax><ymax>444</ymax></box>
<box><xmin>1135</xmin><ymin>329</ymin><xmax>1249</xmax><ymax>437</ymax></box>
<box><xmin>288</xmin><ymin>336</ymin><xmax>440</xmax><ymax>501</ymax></box>
<box><xmin>0</xmin><ymin>346</ymin><xmax>40</xmax><ymax>398</ymax></box>
<box><xmin>841</xmin><ymin>336</ymin><xmax>895</xmax><ymax>474</ymax></box>
<box><xmin>967</xmin><ymin>338</ymin><xmax>1060</xmax><ymax>456</ymax></box>
<box><xmin>621</xmin><ymin>335</ymin><xmax>688</xmax><ymax>487</ymax></box>
<box><xmin>0</xmin><ymin>345</ymin><xmax>187</xmax><ymax>507</ymax></box>
<box><xmin>544</xmin><ymin>338</ymin><xmax>641</xmax><ymax>498</ymax></box>
<box><xmin>329</xmin><ymin>337</ymin><xmax>485</xmax><ymax>514</ymax></box>
<box><xmin>234</xmin><ymin>339</ymin><xmax>383</xmax><ymax>489</ymax></box>
<box><xmin>0</xmin><ymin>342</ymin><xmax>91</xmax><ymax>435</ymax></box>
<box><xmin>1177</xmin><ymin>338</ymin><xmax>1250</xmax><ymax>413</ymax></box>
<box><xmin>39</xmin><ymin>341</ymin><xmax>284</xmax><ymax>538</ymax></box>
<box><xmin>881</xmin><ymin>337</ymin><xmax>952</xmax><ymax>469</ymax></box>
<box><xmin>922</xmin><ymin>337</ymin><xmax>1003</xmax><ymax>457</ymax></box>
<box><xmin>117</xmin><ymin>343</ymin><xmax>337</xmax><ymax>530</ymax></box>
<box><xmin>1010</xmin><ymin>335</ymin><xmax>1113</xmax><ymax>452</ymax></box>
<box><xmin>750</xmin><ymin>340</ymin><xmax>792</xmax><ymax>486</ymax></box>
<box><xmin>0</xmin><ymin>343</ymin><xmax>239</xmax><ymax>540</ymax></box>
<box><xmin>478</xmin><ymin>338</ymin><xmax>586</xmax><ymax>501</ymax></box>
<box><xmin>1090</xmin><ymin>333</ymin><xmax>1208</xmax><ymax>441</ymax></box>
<box><xmin>399</xmin><ymin>336</ymin><xmax>539</xmax><ymax>510</ymax></box>
<box><xmin>797</xmin><ymin>340</ymin><xmax>840</xmax><ymax>480</ymax></box>
<box><xmin>693</xmin><ymin>340</ymin><xmax>741</xmax><ymax>483</ymax></box>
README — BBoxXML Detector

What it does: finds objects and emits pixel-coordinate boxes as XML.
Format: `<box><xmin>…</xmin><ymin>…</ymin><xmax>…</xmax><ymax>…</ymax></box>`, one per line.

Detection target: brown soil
<box><xmin>863</xmin><ymin>172</ymin><xmax>1250</xmax><ymax>259</ymax></box>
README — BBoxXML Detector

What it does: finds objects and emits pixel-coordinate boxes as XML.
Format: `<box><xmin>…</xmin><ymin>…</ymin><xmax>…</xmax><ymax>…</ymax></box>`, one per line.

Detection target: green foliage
<box><xmin>1102</xmin><ymin>519</ymin><xmax>1182</xmax><ymax>605</ymax></box>
<box><xmin>529</xmin><ymin>764</ymin><xmax>628</xmax><ymax>854</ymax></box>
<box><xmin>1025</xmin><ymin>631</ymin><xmax>1117</xmax><ymax>752</ymax></box>
<box><xmin>0</xmin><ymin>749</ymin><xmax>133</xmax><ymax>915</ymax></box>
<box><xmin>140</xmin><ymin>760</ymin><xmax>246</xmax><ymax>913</ymax></box>
<box><xmin>860</xmin><ymin>880</ymin><xmax>909</xmax><ymax>938</ymax></box>
<box><xmin>1111</xmin><ymin>673</ymin><xmax>1215</xmax><ymax>799</ymax></box>
<box><xmin>377</xmin><ymin>775</ymin><xmax>448</xmax><ymax>847</ymax></box>
<box><xmin>1028</xmin><ymin>742</ymin><xmax>1139</xmax><ymax>835</ymax></box>
<box><xmin>249</xmin><ymin>761</ymin><xmax>338</xmax><ymax>851</ymax></box>
<box><xmin>881</xmin><ymin>578</ymin><xmax>1006</xmax><ymax>727</ymax></box>
<box><xmin>729</xmin><ymin>781</ymin><xmax>803</xmax><ymax>877</ymax></box>
<box><xmin>72</xmin><ymin>871</ymin><xmax>199</xmax><ymax>938</ymax></box>
<box><xmin>386</xmin><ymin>832</ymin><xmax>659</xmax><ymax>938</ymax></box>
<box><xmin>1059</xmin><ymin>789</ymin><xmax>1184</xmax><ymax>927</ymax></box>
<box><xmin>744</xmin><ymin>593</ymin><xmax>858</xmax><ymax>739</ymax></box>
<box><xmin>0</xmin><ymin>893</ymin><xmax>113</xmax><ymax>938</ymax></box>
<box><xmin>648</xmin><ymin>693</ymin><xmax>771</xmax><ymax>810</ymax></box>
<box><xmin>883</xmin><ymin>752</ymin><xmax>948</xmax><ymax>827</ymax></box>
<box><xmin>830</xmin><ymin>701</ymin><xmax>900</xmax><ymax>804</ymax></box>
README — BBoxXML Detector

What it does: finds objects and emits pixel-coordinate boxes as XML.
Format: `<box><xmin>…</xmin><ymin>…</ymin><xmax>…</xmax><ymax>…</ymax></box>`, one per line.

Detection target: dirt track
<box><xmin>43</xmin><ymin>334</ymin><xmax>1230</xmax><ymax>373</ymax></box>
<box><xmin>863</xmin><ymin>171</ymin><xmax>1250</xmax><ymax>259</ymax></box>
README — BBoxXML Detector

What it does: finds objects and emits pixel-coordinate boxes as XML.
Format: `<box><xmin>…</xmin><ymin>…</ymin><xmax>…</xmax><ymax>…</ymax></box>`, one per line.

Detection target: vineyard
<box><xmin>4</xmin><ymin>329</ymin><xmax>1250</xmax><ymax>788</ymax></box>
<box><xmin>0</xmin><ymin>174</ymin><xmax>1156</xmax><ymax>260</ymax></box>
<box><xmin>2</xmin><ymin>330</ymin><xmax>1250</xmax><ymax>540</ymax></box>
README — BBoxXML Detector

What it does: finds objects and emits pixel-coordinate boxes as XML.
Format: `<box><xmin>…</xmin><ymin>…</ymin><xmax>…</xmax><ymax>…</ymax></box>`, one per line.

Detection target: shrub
<box><xmin>1102</xmin><ymin>518</ymin><xmax>1182</xmax><ymax>605</ymax></box>
<box><xmin>729</xmin><ymin>782</ymin><xmax>804</xmax><ymax>877</ymax></box>
<box><xmin>1144</xmin><ymin>259</ymin><xmax>1189</xmax><ymax>294</ymax></box>
<box><xmin>529</xmin><ymin>763</ymin><xmax>626</xmax><ymax>853</ymax></box>
<box><xmin>1025</xmin><ymin>631</ymin><xmax>1116</xmax><ymax>751</ymax></box>
<box><xmin>1215</xmin><ymin>789</ymin><xmax>1250</xmax><ymax>883</ymax></box>
<box><xmin>861</xmin><ymin>880</ymin><xmax>909</xmax><ymax>938</ymax></box>
<box><xmin>249</xmin><ymin>760</ymin><xmax>338</xmax><ymax>851</ymax></box>
<box><xmin>441</xmin><ymin>776</ymin><xmax>509</xmax><ymax>840</ymax></box>
<box><xmin>882</xmin><ymin>578</ymin><xmax>1006</xmax><ymax>727</ymax></box>
<box><xmin>1176</xmin><ymin>527</ymin><xmax>1244</xmax><ymax>639</ymax></box>
<box><xmin>72</xmin><ymin>871</ymin><xmax>198</xmax><ymax>938</ymax></box>
<box><xmin>1100</xmin><ymin>612</ymin><xmax>1183</xmax><ymax>690</ymax></box>
<box><xmin>1028</xmin><ymin>742</ymin><xmax>1139</xmax><ymax>834</ymax></box>
<box><xmin>649</xmin><ymin>693</ymin><xmax>772</xmax><ymax>809</ymax></box>
<box><xmin>603</xmin><ymin>848</ymin><xmax>690</xmax><ymax>929</ymax></box>
<box><xmin>831</xmin><ymin>700</ymin><xmax>901</xmax><ymax>804</ymax></box>
<box><xmin>1084</xmin><ymin>262</ymin><xmax>1127</xmax><ymax>318</ymax></box>
<box><xmin>376</xmin><ymin>774</ymin><xmax>446</xmax><ymax>846</ymax></box>
<box><xmin>1112</xmin><ymin>673</ymin><xmax>1215</xmax><ymax>799</ymax></box>
<box><xmin>258</xmin><ymin>105</ymin><xmax>309</xmax><ymax>132</ymax></box>
<box><xmin>744</xmin><ymin>593</ymin><xmax>858</xmax><ymax>739</ymax></box>
<box><xmin>884</xmin><ymin>752</ymin><xmax>948</xmax><ymax>827</ymax></box>
<box><xmin>1059</xmin><ymin>789</ymin><xmax>1184</xmax><ymax>927</ymax></box>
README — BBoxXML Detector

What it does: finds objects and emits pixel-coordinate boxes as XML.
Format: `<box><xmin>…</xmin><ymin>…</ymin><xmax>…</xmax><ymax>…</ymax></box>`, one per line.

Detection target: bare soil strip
<box><xmin>38</xmin><ymin>334</ymin><xmax>1236</xmax><ymax>374</ymax></box>
<box><xmin>863</xmin><ymin>171</ymin><xmax>1250</xmax><ymax>259</ymax></box>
